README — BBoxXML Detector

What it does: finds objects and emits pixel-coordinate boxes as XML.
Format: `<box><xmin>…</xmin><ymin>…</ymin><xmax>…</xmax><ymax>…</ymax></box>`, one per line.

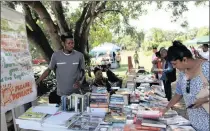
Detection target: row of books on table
<box><xmin>16</xmin><ymin>84</ymin><xmax>197</xmax><ymax>131</ymax></box>
<box><xmin>16</xmin><ymin>80</ymin><xmax>196</xmax><ymax>131</ymax></box>
<box><xmin>16</xmin><ymin>105</ymin><xmax>195</xmax><ymax>131</ymax></box>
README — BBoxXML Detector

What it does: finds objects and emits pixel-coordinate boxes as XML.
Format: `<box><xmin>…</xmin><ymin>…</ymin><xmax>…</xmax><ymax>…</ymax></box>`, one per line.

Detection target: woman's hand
<box><xmin>193</xmin><ymin>98</ymin><xmax>208</xmax><ymax>108</ymax></box>
<box><xmin>152</xmin><ymin>107</ymin><xmax>168</xmax><ymax>116</ymax></box>
<box><xmin>159</xmin><ymin>108</ymin><xmax>169</xmax><ymax>116</ymax></box>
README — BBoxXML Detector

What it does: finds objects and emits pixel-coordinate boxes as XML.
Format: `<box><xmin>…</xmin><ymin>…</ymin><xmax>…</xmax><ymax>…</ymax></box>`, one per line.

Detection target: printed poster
<box><xmin>1</xmin><ymin>6</ymin><xmax>37</xmax><ymax>113</ymax></box>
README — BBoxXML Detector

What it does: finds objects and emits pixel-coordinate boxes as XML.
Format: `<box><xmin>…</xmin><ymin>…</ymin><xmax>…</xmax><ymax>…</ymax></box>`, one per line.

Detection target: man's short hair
<box><xmin>93</xmin><ymin>67</ymin><xmax>101</xmax><ymax>74</ymax></box>
<box><xmin>203</xmin><ymin>44</ymin><xmax>209</xmax><ymax>48</ymax></box>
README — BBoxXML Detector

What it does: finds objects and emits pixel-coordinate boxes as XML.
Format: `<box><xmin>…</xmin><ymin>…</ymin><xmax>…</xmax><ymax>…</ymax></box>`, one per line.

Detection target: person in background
<box><xmin>151</xmin><ymin>47</ymin><xmax>159</xmax><ymax>79</ymax></box>
<box><xmin>195</xmin><ymin>44</ymin><xmax>209</xmax><ymax>61</ymax></box>
<box><xmin>92</xmin><ymin>67</ymin><xmax>111</xmax><ymax>92</ymax></box>
<box><xmin>104</xmin><ymin>67</ymin><xmax>123</xmax><ymax>88</ymax></box>
<box><xmin>133</xmin><ymin>51</ymin><xmax>139</xmax><ymax>68</ymax></box>
<box><xmin>190</xmin><ymin>46</ymin><xmax>195</xmax><ymax>55</ymax></box>
<box><xmin>116</xmin><ymin>52</ymin><xmax>121</xmax><ymax>67</ymax></box>
<box><xmin>36</xmin><ymin>34</ymin><xmax>85</xmax><ymax>99</ymax></box>
<box><xmin>113</xmin><ymin>52</ymin><xmax>116</xmax><ymax>62</ymax></box>
<box><xmin>160</xmin><ymin>41</ymin><xmax>209</xmax><ymax>131</ymax></box>
<box><xmin>152</xmin><ymin>51</ymin><xmax>163</xmax><ymax>79</ymax></box>
<box><xmin>156</xmin><ymin>47</ymin><xmax>176</xmax><ymax>101</ymax></box>
<box><xmin>152</xmin><ymin>47</ymin><xmax>158</xmax><ymax>61</ymax></box>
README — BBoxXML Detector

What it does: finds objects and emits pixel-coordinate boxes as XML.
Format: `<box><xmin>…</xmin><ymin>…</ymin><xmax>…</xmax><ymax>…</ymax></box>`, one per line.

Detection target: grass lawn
<box><xmin>111</xmin><ymin>50</ymin><xmax>153</xmax><ymax>75</ymax></box>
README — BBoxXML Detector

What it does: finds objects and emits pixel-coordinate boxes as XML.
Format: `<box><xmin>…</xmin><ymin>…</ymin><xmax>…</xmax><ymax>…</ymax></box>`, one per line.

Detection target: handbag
<box><xmin>196</xmin><ymin>61</ymin><xmax>209</xmax><ymax>114</ymax></box>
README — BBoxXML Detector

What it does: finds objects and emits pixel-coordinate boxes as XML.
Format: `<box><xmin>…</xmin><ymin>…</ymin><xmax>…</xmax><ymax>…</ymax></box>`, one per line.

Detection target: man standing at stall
<box><xmin>36</xmin><ymin>34</ymin><xmax>85</xmax><ymax>99</ymax></box>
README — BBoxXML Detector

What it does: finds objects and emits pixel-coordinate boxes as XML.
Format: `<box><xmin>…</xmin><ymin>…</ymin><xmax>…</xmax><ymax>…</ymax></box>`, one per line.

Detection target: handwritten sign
<box><xmin>1</xmin><ymin>6</ymin><xmax>37</xmax><ymax>113</ymax></box>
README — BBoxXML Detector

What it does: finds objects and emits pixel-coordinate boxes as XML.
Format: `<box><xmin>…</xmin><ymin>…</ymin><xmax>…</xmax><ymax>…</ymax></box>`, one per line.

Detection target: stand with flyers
<box><xmin>1</xmin><ymin>6</ymin><xmax>37</xmax><ymax>131</ymax></box>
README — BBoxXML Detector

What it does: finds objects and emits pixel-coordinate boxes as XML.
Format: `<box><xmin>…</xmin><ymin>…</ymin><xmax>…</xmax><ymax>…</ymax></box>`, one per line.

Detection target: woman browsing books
<box><xmin>159</xmin><ymin>41</ymin><xmax>209</xmax><ymax>131</ymax></box>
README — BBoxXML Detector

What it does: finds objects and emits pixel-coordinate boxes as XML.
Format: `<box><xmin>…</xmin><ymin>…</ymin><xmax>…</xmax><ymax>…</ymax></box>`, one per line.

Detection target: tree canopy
<box><xmin>2</xmin><ymin>1</ymin><xmax>209</xmax><ymax>62</ymax></box>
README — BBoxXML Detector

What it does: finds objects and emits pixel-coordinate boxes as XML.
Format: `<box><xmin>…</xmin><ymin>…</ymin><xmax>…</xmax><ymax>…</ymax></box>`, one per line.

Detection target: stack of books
<box><xmin>137</xmin><ymin>110</ymin><xmax>161</xmax><ymax>120</ymax></box>
<box><xmin>136</xmin><ymin>110</ymin><xmax>166</xmax><ymax>130</ymax></box>
<box><xmin>90</xmin><ymin>87</ymin><xmax>109</xmax><ymax>114</ymax></box>
<box><xmin>115</xmin><ymin>88</ymin><xmax>133</xmax><ymax>95</ymax></box>
<box><xmin>109</xmin><ymin>94</ymin><xmax>126</xmax><ymax>113</ymax></box>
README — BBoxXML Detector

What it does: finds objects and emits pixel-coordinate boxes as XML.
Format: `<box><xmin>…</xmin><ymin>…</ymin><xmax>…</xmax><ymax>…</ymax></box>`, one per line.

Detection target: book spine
<box><xmin>135</xmin><ymin>125</ymin><xmax>161</xmax><ymax>131</ymax></box>
<box><xmin>90</xmin><ymin>99</ymin><xmax>108</xmax><ymax>103</ymax></box>
<box><xmin>90</xmin><ymin>103</ymin><xmax>108</xmax><ymax>108</ymax></box>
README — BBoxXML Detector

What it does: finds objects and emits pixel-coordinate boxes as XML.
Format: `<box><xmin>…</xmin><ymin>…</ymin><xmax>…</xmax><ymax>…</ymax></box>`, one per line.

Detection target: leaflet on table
<box><xmin>32</xmin><ymin>104</ymin><xmax>59</xmax><ymax>114</ymax></box>
<box><xmin>18</xmin><ymin>107</ymin><xmax>47</xmax><ymax>121</ymax></box>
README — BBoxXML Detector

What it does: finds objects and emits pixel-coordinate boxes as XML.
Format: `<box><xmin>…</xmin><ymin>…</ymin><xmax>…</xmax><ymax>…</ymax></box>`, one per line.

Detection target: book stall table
<box><xmin>16</xmin><ymin>71</ymin><xmax>195</xmax><ymax>131</ymax></box>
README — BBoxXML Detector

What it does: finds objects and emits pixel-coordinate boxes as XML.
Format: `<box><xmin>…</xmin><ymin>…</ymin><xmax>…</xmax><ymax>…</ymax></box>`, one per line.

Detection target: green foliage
<box><xmin>89</xmin><ymin>26</ymin><xmax>112</xmax><ymax>48</ymax></box>
<box><xmin>157</xmin><ymin>41</ymin><xmax>172</xmax><ymax>49</ymax></box>
<box><xmin>151</xmin><ymin>28</ymin><xmax>165</xmax><ymax>43</ymax></box>
<box><xmin>196</xmin><ymin>26</ymin><xmax>209</xmax><ymax>37</ymax></box>
<box><xmin>117</xmin><ymin>35</ymin><xmax>137</xmax><ymax>50</ymax></box>
<box><xmin>141</xmin><ymin>41</ymin><xmax>156</xmax><ymax>51</ymax></box>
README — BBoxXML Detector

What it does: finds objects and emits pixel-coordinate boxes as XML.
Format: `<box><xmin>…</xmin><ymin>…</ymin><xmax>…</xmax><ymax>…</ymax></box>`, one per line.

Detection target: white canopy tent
<box><xmin>90</xmin><ymin>43</ymin><xmax>121</xmax><ymax>57</ymax></box>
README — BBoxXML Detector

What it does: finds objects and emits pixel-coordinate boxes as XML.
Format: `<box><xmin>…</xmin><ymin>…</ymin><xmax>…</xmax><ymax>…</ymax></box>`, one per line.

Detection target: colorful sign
<box><xmin>1</xmin><ymin>6</ymin><xmax>37</xmax><ymax>113</ymax></box>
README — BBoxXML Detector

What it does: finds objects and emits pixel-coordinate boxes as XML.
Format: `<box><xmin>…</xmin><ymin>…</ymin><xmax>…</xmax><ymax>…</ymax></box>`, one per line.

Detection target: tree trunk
<box><xmin>51</xmin><ymin>1</ymin><xmax>72</xmax><ymax>35</ymax></box>
<box><xmin>23</xmin><ymin>4</ymin><xmax>54</xmax><ymax>62</ymax></box>
<box><xmin>74</xmin><ymin>1</ymin><xmax>107</xmax><ymax>54</ymax></box>
<box><xmin>23</xmin><ymin>1</ymin><xmax>62</xmax><ymax>50</ymax></box>
<box><xmin>87</xmin><ymin>40</ymin><xmax>89</xmax><ymax>53</ymax></box>
<box><xmin>26</xmin><ymin>27</ymin><xmax>53</xmax><ymax>61</ymax></box>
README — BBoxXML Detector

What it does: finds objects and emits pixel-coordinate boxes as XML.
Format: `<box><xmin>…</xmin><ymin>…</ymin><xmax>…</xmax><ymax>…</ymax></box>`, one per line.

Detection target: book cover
<box><xmin>160</xmin><ymin>115</ymin><xmax>191</xmax><ymax>126</ymax></box>
<box><xmin>18</xmin><ymin>107</ymin><xmax>46</xmax><ymax>121</ymax></box>
<box><xmin>141</xmin><ymin>119</ymin><xmax>166</xmax><ymax>128</ymax></box>
<box><xmin>168</xmin><ymin>125</ymin><xmax>196</xmax><ymax>131</ymax></box>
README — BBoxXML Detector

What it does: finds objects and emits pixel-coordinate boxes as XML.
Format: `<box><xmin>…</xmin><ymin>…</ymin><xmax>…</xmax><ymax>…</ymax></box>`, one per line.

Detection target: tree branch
<box><xmin>75</xmin><ymin>2</ymin><xmax>90</xmax><ymax>37</ymax></box>
<box><xmin>95</xmin><ymin>1</ymin><xmax>107</xmax><ymax>16</ymax></box>
<box><xmin>101</xmin><ymin>9</ymin><xmax>129</xmax><ymax>25</ymax></box>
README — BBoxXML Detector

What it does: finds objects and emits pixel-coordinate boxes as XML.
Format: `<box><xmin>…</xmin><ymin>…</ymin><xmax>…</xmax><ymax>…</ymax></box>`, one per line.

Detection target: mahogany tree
<box><xmin>2</xmin><ymin>1</ymin><xmax>207</xmax><ymax>62</ymax></box>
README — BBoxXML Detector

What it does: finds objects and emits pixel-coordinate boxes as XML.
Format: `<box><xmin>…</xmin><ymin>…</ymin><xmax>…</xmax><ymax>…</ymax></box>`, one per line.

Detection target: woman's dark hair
<box><xmin>167</xmin><ymin>40</ymin><xmax>193</xmax><ymax>61</ymax></box>
<box><xmin>155</xmin><ymin>52</ymin><xmax>161</xmax><ymax>58</ymax></box>
<box><xmin>93</xmin><ymin>67</ymin><xmax>101</xmax><ymax>74</ymax></box>
<box><xmin>60</xmin><ymin>34</ymin><xmax>74</xmax><ymax>43</ymax></box>
<box><xmin>155</xmin><ymin>47</ymin><xmax>165</xmax><ymax>58</ymax></box>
